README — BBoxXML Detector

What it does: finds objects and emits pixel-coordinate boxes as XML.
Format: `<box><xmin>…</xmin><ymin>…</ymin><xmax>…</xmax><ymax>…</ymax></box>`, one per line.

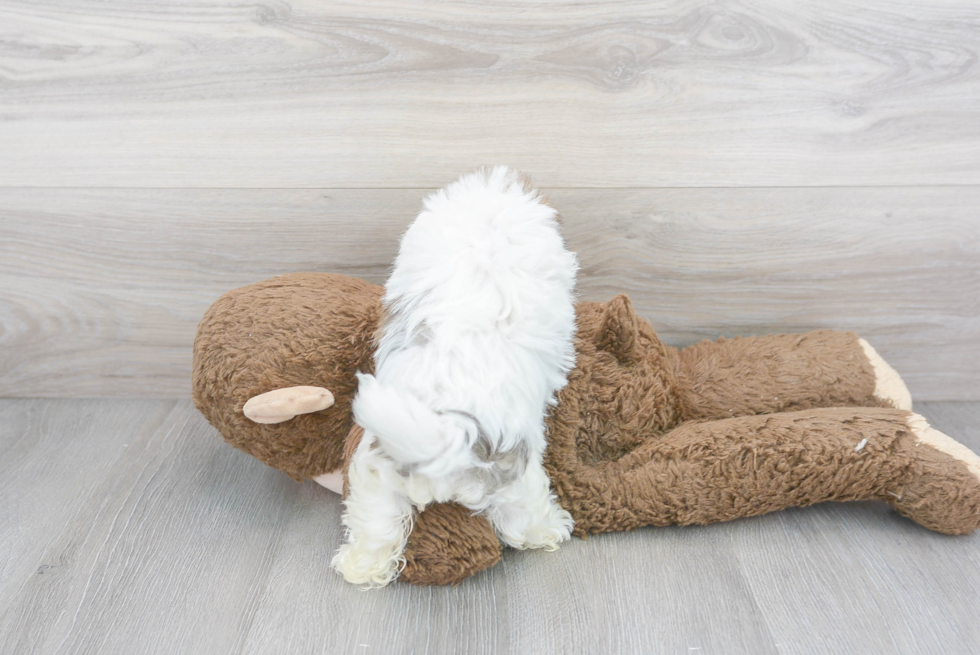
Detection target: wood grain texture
<box><xmin>1</xmin><ymin>0</ymin><xmax>979</xmax><ymax>187</ymax></box>
<box><xmin>2</xmin><ymin>186</ymin><xmax>977</xmax><ymax>399</ymax></box>
<box><xmin>3</xmin><ymin>0</ymin><xmax>976</xmax><ymax>648</ymax></box>
<box><xmin>0</xmin><ymin>400</ymin><xmax>174</xmax><ymax>618</ymax></box>
<box><xmin>0</xmin><ymin>400</ymin><xmax>301</xmax><ymax>654</ymax></box>
<box><xmin>0</xmin><ymin>399</ymin><xmax>977</xmax><ymax>654</ymax></box>
<box><xmin>731</xmin><ymin>400</ymin><xmax>980</xmax><ymax>655</ymax></box>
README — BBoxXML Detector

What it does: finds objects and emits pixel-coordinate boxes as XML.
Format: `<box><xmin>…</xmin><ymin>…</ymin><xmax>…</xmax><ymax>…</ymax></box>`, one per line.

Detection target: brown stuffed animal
<box><xmin>193</xmin><ymin>272</ymin><xmax>980</xmax><ymax>586</ymax></box>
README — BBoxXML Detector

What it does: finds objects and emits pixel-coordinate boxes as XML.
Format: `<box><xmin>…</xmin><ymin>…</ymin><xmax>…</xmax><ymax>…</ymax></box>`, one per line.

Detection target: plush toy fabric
<box><xmin>193</xmin><ymin>273</ymin><xmax>378</xmax><ymax>481</ymax></box>
<box><xmin>193</xmin><ymin>273</ymin><xmax>980</xmax><ymax>586</ymax></box>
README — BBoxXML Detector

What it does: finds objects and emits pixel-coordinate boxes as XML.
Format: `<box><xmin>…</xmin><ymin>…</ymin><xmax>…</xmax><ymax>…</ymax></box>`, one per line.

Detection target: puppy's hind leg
<box><xmin>332</xmin><ymin>436</ymin><xmax>413</xmax><ymax>587</ymax></box>
<box><xmin>486</xmin><ymin>456</ymin><xmax>573</xmax><ymax>551</ymax></box>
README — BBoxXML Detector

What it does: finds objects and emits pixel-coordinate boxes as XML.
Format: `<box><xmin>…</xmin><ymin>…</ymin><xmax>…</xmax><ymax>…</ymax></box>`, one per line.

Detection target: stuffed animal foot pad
<box><xmin>860</xmin><ymin>339</ymin><xmax>913</xmax><ymax>411</ymax></box>
<box><xmin>891</xmin><ymin>413</ymin><xmax>980</xmax><ymax>535</ymax></box>
<box><xmin>907</xmin><ymin>414</ymin><xmax>980</xmax><ymax>482</ymax></box>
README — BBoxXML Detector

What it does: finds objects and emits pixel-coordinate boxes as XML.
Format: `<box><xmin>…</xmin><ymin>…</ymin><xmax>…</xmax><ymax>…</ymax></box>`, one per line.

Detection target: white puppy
<box><xmin>332</xmin><ymin>166</ymin><xmax>578</xmax><ymax>587</ymax></box>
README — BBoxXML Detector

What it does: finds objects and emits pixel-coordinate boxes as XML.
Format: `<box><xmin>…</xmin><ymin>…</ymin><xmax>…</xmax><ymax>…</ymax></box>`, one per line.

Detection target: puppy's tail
<box><xmin>352</xmin><ymin>372</ymin><xmax>479</xmax><ymax>477</ymax></box>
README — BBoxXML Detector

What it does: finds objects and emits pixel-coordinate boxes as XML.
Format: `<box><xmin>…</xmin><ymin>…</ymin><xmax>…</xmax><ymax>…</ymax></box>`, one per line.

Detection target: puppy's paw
<box><xmin>331</xmin><ymin>542</ymin><xmax>404</xmax><ymax>588</ymax></box>
<box><xmin>522</xmin><ymin>507</ymin><xmax>574</xmax><ymax>551</ymax></box>
<box><xmin>498</xmin><ymin>505</ymin><xmax>574</xmax><ymax>551</ymax></box>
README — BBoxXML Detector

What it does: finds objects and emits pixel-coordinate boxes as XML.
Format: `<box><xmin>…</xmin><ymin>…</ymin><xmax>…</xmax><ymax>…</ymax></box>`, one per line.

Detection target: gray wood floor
<box><xmin>1</xmin><ymin>399</ymin><xmax>978</xmax><ymax>655</ymax></box>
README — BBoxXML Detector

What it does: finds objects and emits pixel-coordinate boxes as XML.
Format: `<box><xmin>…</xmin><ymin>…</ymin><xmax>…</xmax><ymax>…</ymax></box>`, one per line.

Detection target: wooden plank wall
<box><xmin>1</xmin><ymin>0</ymin><xmax>978</xmax><ymax>399</ymax></box>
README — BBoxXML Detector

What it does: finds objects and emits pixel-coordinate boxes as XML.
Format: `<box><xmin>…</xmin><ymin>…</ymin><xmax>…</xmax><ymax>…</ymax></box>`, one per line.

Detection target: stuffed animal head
<box><xmin>192</xmin><ymin>273</ymin><xmax>383</xmax><ymax>480</ymax></box>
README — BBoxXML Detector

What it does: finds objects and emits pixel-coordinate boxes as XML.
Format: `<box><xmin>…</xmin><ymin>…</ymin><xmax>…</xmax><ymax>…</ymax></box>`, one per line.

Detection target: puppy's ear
<box><xmin>595</xmin><ymin>295</ymin><xmax>640</xmax><ymax>363</ymax></box>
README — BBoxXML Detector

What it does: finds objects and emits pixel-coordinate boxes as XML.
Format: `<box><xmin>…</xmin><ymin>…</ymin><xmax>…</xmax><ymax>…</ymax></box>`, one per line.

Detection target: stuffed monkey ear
<box><xmin>242</xmin><ymin>386</ymin><xmax>335</xmax><ymax>424</ymax></box>
<box><xmin>595</xmin><ymin>294</ymin><xmax>640</xmax><ymax>363</ymax></box>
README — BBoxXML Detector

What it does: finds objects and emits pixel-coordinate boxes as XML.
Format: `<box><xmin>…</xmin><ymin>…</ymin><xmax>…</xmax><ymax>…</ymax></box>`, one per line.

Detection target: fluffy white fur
<box><xmin>332</xmin><ymin>166</ymin><xmax>578</xmax><ymax>587</ymax></box>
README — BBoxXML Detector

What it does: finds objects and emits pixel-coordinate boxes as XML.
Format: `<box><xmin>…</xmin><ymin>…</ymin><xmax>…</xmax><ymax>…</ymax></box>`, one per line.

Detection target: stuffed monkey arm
<box><xmin>339</xmin><ymin>424</ymin><xmax>503</xmax><ymax>586</ymax></box>
<box><xmin>393</xmin><ymin>406</ymin><xmax>980</xmax><ymax>585</ymax></box>
<box><xmin>673</xmin><ymin>331</ymin><xmax>911</xmax><ymax>422</ymax></box>
<box><xmin>549</xmin><ymin>407</ymin><xmax>980</xmax><ymax>536</ymax></box>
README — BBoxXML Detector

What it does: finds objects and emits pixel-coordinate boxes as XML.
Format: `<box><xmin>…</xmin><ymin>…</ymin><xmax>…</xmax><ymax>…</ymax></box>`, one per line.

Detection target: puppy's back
<box><xmin>354</xmin><ymin>167</ymin><xmax>578</xmax><ymax>477</ymax></box>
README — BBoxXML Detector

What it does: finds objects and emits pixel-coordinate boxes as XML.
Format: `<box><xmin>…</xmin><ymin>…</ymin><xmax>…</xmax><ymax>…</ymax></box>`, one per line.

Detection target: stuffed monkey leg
<box><xmin>552</xmin><ymin>407</ymin><xmax>980</xmax><ymax>536</ymax></box>
<box><xmin>340</xmin><ymin>425</ymin><xmax>503</xmax><ymax>586</ymax></box>
<box><xmin>673</xmin><ymin>331</ymin><xmax>911</xmax><ymax>421</ymax></box>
